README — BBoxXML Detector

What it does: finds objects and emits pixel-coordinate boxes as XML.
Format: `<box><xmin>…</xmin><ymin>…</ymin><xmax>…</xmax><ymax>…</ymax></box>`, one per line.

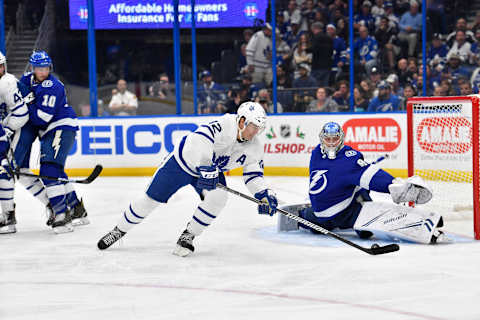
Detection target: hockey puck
<box><xmin>371</xmin><ymin>244</ymin><xmax>380</xmax><ymax>249</ymax></box>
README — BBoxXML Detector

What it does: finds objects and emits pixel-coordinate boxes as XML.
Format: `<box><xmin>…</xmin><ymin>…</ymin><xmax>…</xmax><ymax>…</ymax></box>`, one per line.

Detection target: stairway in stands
<box><xmin>6</xmin><ymin>30</ymin><xmax>38</xmax><ymax>78</ymax></box>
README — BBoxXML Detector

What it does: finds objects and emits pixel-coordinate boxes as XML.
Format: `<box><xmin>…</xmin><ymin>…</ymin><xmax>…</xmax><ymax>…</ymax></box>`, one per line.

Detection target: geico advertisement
<box><xmin>28</xmin><ymin>114</ymin><xmax>408</xmax><ymax>171</ymax></box>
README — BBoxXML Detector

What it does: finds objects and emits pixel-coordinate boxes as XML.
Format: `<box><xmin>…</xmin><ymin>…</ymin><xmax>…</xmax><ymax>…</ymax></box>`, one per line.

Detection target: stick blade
<box><xmin>367</xmin><ymin>244</ymin><xmax>400</xmax><ymax>255</ymax></box>
<box><xmin>80</xmin><ymin>165</ymin><xmax>103</xmax><ymax>184</ymax></box>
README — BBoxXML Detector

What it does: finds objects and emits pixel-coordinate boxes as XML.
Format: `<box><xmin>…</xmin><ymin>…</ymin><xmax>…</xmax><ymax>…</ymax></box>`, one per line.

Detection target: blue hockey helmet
<box><xmin>319</xmin><ymin>122</ymin><xmax>344</xmax><ymax>159</ymax></box>
<box><xmin>29</xmin><ymin>50</ymin><xmax>52</xmax><ymax>69</ymax></box>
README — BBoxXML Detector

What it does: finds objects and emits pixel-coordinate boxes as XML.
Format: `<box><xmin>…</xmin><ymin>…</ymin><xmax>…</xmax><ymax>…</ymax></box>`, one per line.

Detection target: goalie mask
<box><xmin>319</xmin><ymin>122</ymin><xmax>344</xmax><ymax>159</ymax></box>
<box><xmin>236</xmin><ymin>102</ymin><xmax>267</xmax><ymax>141</ymax></box>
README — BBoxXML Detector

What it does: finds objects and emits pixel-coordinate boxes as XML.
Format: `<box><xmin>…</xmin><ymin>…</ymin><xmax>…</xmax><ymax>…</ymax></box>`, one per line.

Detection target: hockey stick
<box><xmin>217</xmin><ymin>183</ymin><xmax>400</xmax><ymax>255</ymax></box>
<box><xmin>14</xmin><ymin>164</ymin><xmax>103</xmax><ymax>184</ymax></box>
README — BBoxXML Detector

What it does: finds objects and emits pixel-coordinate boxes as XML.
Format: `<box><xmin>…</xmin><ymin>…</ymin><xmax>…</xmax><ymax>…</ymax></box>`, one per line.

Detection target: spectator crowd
<box><xmin>65</xmin><ymin>0</ymin><xmax>476</xmax><ymax>116</ymax></box>
<box><xmin>179</xmin><ymin>0</ymin><xmax>478</xmax><ymax>115</ymax></box>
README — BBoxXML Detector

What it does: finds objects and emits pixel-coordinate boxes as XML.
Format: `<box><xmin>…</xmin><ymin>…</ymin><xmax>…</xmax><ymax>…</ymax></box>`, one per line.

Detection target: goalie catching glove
<box><xmin>254</xmin><ymin>189</ymin><xmax>278</xmax><ymax>216</ymax></box>
<box><xmin>388</xmin><ymin>176</ymin><xmax>433</xmax><ymax>204</ymax></box>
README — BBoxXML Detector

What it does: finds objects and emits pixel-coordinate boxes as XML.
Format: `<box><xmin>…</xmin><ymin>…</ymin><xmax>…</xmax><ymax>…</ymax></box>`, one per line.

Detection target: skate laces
<box><xmin>179</xmin><ymin>230</ymin><xmax>194</xmax><ymax>243</ymax></box>
<box><xmin>103</xmin><ymin>228</ymin><xmax>125</xmax><ymax>246</ymax></box>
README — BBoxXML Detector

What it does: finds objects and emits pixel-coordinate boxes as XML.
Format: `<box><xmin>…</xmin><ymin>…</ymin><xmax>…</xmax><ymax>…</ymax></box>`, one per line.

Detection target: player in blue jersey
<box><xmin>0</xmin><ymin>51</ymin><xmax>59</xmax><ymax>234</ymax></box>
<box><xmin>279</xmin><ymin>122</ymin><xmax>448</xmax><ymax>244</ymax></box>
<box><xmin>97</xmin><ymin>102</ymin><xmax>278</xmax><ymax>256</ymax></box>
<box><xmin>20</xmin><ymin>51</ymin><xmax>87</xmax><ymax>233</ymax></box>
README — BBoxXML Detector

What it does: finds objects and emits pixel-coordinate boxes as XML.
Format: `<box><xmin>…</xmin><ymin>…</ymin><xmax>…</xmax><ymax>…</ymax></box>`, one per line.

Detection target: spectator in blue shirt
<box><xmin>398</xmin><ymin>0</ymin><xmax>422</xmax><ymax>57</ymax></box>
<box><xmin>368</xmin><ymin>80</ymin><xmax>400</xmax><ymax>112</ymax></box>
<box><xmin>197</xmin><ymin>70</ymin><xmax>226</xmax><ymax>114</ymax></box>
<box><xmin>354</xmin><ymin>26</ymin><xmax>378</xmax><ymax>75</ymax></box>
<box><xmin>441</xmin><ymin>53</ymin><xmax>472</xmax><ymax>90</ymax></box>
<box><xmin>353</xmin><ymin>1</ymin><xmax>375</xmax><ymax>34</ymax></box>
<box><xmin>427</xmin><ymin>33</ymin><xmax>449</xmax><ymax>73</ymax></box>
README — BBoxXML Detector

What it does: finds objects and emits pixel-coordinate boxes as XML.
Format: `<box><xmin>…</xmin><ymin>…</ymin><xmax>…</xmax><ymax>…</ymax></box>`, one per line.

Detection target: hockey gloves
<box><xmin>197</xmin><ymin>165</ymin><xmax>219</xmax><ymax>191</ymax></box>
<box><xmin>254</xmin><ymin>189</ymin><xmax>278</xmax><ymax>216</ymax></box>
<box><xmin>389</xmin><ymin>176</ymin><xmax>433</xmax><ymax>204</ymax></box>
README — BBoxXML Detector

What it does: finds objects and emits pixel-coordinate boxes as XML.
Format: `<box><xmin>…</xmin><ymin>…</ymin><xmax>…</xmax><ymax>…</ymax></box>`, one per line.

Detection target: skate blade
<box><xmin>0</xmin><ymin>225</ymin><xmax>17</xmax><ymax>234</ymax></box>
<box><xmin>53</xmin><ymin>223</ymin><xmax>74</xmax><ymax>234</ymax></box>
<box><xmin>173</xmin><ymin>245</ymin><xmax>193</xmax><ymax>257</ymax></box>
<box><xmin>72</xmin><ymin>217</ymin><xmax>90</xmax><ymax>226</ymax></box>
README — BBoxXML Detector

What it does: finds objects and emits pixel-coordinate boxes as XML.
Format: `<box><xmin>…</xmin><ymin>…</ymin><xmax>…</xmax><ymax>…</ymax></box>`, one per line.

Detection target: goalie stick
<box><xmin>14</xmin><ymin>165</ymin><xmax>103</xmax><ymax>184</ymax></box>
<box><xmin>217</xmin><ymin>183</ymin><xmax>400</xmax><ymax>256</ymax></box>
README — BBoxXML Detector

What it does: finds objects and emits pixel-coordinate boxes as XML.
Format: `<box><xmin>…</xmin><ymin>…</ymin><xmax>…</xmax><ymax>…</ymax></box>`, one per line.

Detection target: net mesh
<box><xmin>409</xmin><ymin>98</ymin><xmax>478</xmax><ymax>230</ymax></box>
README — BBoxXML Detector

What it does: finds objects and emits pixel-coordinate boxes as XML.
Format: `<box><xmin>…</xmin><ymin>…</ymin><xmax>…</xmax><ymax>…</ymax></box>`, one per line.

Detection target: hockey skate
<box><xmin>52</xmin><ymin>211</ymin><xmax>74</xmax><ymax>234</ymax></box>
<box><xmin>173</xmin><ymin>228</ymin><xmax>195</xmax><ymax>257</ymax></box>
<box><xmin>0</xmin><ymin>210</ymin><xmax>16</xmax><ymax>234</ymax></box>
<box><xmin>70</xmin><ymin>198</ymin><xmax>90</xmax><ymax>226</ymax></box>
<box><xmin>97</xmin><ymin>226</ymin><xmax>126</xmax><ymax>250</ymax></box>
<box><xmin>46</xmin><ymin>204</ymin><xmax>55</xmax><ymax>226</ymax></box>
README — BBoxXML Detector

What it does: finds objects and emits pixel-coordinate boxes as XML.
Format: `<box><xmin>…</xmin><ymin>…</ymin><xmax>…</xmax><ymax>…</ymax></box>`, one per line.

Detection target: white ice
<box><xmin>1</xmin><ymin>176</ymin><xmax>479</xmax><ymax>320</ymax></box>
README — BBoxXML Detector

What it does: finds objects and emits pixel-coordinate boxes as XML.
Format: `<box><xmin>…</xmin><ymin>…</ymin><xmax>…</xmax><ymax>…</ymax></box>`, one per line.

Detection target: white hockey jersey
<box><xmin>174</xmin><ymin>114</ymin><xmax>267</xmax><ymax>195</ymax></box>
<box><xmin>246</xmin><ymin>30</ymin><xmax>272</xmax><ymax>72</ymax></box>
<box><xmin>0</xmin><ymin>72</ymin><xmax>29</xmax><ymax>133</ymax></box>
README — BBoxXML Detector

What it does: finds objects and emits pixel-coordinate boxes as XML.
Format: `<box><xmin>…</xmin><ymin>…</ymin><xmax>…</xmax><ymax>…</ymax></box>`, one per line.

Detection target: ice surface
<box><xmin>1</xmin><ymin>176</ymin><xmax>479</xmax><ymax>320</ymax></box>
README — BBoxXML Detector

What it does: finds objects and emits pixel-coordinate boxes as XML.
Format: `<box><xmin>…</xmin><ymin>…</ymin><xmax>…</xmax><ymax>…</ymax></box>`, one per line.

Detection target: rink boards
<box><xmin>29</xmin><ymin>112</ymin><xmax>409</xmax><ymax>177</ymax></box>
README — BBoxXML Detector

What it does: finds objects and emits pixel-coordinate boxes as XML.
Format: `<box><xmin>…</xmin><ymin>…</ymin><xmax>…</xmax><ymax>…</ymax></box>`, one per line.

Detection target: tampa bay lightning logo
<box><xmin>212</xmin><ymin>153</ymin><xmax>230</xmax><ymax>171</ymax></box>
<box><xmin>244</xmin><ymin>3</ymin><xmax>259</xmax><ymax>20</ymax></box>
<box><xmin>309</xmin><ymin>170</ymin><xmax>328</xmax><ymax>195</ymax></box>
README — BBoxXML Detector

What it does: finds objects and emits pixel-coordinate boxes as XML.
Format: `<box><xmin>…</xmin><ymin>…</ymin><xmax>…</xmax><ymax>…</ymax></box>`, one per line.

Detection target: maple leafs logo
<box><xmin>212</xmin><ymin>153</ymin><xmax>230</xmax><ymax>171</ymax></box>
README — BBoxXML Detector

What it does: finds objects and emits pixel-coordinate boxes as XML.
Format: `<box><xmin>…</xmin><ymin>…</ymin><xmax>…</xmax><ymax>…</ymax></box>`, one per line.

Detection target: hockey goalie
<box><xmin>278</xmin><ymin>121</ymin><xmax>450</xmax><ymax>244</ymax></box>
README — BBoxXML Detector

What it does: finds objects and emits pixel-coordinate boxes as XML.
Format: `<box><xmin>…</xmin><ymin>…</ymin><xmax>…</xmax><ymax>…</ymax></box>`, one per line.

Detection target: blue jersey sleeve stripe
<box><xmin>245</xmin><ymin>175</ymin><xmax>262</xmax><ymax>184</ymax></box>
<box><xmin>10</xmin><ymin>111</ymin><xmax>29</xmax><ymax>117</ymax></box>
<box><xmin>10</xmin><ymin>104</ymin><xmax>26</xmax><ymax>112</ymax></box>
<box><xmin>243</xmin><ymin>171</ymin><xmax>263</xmax><ymax>176</ymax></box>
<box><xmin>178</xmin><ymin>136</ymin><xmax>200</xmax><ymax>176</ymax></box>
<box><xmin>200</xmin><ymin>125</ymin><xmax>214</xmax><ymax>138</ymax></box>
<box><xmin>195</xmin><ymin>131</ymin><xmax>214</xmax><ymax>144</ymax></box>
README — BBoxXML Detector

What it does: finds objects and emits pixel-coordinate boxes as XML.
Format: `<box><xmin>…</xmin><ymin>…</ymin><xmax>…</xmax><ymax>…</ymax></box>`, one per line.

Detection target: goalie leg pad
<box><xmin>354</xmin><ymin>202</ymin><xmax>442</xmax><ymax>244</ymax></box>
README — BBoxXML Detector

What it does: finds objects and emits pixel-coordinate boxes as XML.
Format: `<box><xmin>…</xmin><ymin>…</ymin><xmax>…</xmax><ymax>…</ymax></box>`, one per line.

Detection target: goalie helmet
<box><xmin>236</xmin><ymin>101</ymin><xmax>267</xmax><ymax>132</ymax></box>
<box><xmin>29</xmin><ymin>50</ymin><xmax>52</xmax><ymax>69</ymax></box>
<box><xmin>319</xmin><ymin>122</ymin><xmax>344</xmax><ymax>159</ymax></box>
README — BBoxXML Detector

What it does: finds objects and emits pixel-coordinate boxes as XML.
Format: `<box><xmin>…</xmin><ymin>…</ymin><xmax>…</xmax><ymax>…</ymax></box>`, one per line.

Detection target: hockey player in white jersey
<box><xmin>98</xmin><ymin>102</ymin><xmax>278</xmax><ymax>255</ymax></box>
<box><xmin>0</xmin><ymin>51</ymin><xmax>54</xmax><ymax>234</ymax></box>
<box><xmin>280</xmin><ymin>122</ymin><xmax>448</xmax><ymax>244</ymax></box>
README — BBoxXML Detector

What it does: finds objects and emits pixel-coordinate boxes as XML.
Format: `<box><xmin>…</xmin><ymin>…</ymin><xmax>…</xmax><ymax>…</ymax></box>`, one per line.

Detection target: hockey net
<box><xmin>407</xmin><ymin>96</ymin><xmax>480</xmax><ymax>240</ymax></box>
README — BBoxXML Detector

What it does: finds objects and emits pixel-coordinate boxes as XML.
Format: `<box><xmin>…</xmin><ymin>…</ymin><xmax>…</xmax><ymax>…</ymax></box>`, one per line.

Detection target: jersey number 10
<box><xmin>42</xmin><ymin>95</ymin><xmax>56</xmax><ymax>108</ymax></box>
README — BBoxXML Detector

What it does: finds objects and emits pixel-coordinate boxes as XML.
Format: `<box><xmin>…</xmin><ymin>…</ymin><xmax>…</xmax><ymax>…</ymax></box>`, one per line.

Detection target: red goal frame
<box><xmin>407</xmin><ymin>96</ymin><xmax>480</xmax><ymax>240</ymax></box>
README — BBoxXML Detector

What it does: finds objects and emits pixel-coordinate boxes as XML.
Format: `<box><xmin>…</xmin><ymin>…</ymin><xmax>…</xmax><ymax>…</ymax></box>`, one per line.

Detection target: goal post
<box><xmin>407</xmin><ymin>95</ymin><xmax>480</xmax><ymax>240</ymax></box>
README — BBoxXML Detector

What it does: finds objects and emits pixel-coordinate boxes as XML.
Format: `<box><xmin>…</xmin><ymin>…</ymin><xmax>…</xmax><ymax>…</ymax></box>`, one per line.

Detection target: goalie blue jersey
<box><xmin>308</xmin><ymin>145</ymin><xmax>394</xmax><ymax>226</ymax></box>
<box><xmin>20</xmin><ymin>72</ymin><xmax>78</xmax><ymax>136</ymax></box>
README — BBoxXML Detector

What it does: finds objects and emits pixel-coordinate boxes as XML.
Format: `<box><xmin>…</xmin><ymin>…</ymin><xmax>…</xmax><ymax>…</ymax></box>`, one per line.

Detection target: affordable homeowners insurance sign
<box><xmin>69</xmin><ymin>0</ymin><xmax>268</xmax><ymax>29</ymax></box>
